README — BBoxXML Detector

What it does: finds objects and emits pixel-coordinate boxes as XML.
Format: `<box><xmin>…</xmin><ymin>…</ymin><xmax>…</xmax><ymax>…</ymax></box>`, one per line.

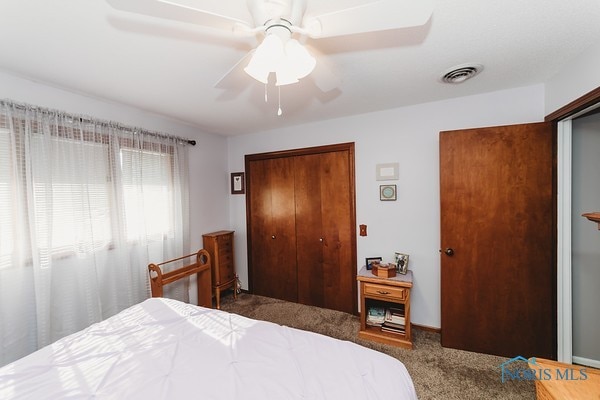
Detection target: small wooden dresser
<box><xmin>202</xmin><ymin>230</ymin><xmax>237</xmax><ymax>309</ymax></box>
<box><xmin>357</xmin><ymin>267</ymin><xmax>413</xmax><ymax>349</ymax></box>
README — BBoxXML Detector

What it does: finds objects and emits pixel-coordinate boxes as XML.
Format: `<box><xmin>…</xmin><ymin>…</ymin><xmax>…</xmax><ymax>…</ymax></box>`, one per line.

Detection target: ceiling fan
<box><xmin>106</xmin><ymin>0</ymin><xmax>433</xmax><ymax>112</ymax></box>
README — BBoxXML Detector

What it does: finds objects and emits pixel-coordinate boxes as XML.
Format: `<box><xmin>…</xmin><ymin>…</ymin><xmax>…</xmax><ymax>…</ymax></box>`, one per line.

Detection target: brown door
<box><xmin>247</xmin><ymin>157</ymin><xmax>298</xmax><ymax>302</ymax></box>
<box><xmin>440</xmin><ymin>122</ymin><xmax>556</xmax><ymax>359</ymax></box>
<box><xmin>295</xmin><ymin>150</ymin><xmax>356</xmax><ymax>314</ymax></box>
<box><xmin>246</xmin><ymin>143</ymin><xmax>357</xmax><ymax>314</ymax></box>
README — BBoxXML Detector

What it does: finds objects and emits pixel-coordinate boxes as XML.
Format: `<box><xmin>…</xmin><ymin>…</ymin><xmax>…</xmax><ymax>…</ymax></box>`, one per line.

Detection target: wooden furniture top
<box><xmin>357</xmin><ymin>267</ymin><xmax>413</xmax><ymax>287</ymax></box>
<box><xmin>529</xmin><ymin>358</ymin><xmax>600</xmax><ymax>400</ymax></box>
<box><xmin>202</xmin><ymin>230</ymin><xmax>234</xmax><ymax>237</ymax></box>
<box><xmin>582</xmin><ymin>212</ymin><xmax>600</xmax><ymax>230</ymax></box>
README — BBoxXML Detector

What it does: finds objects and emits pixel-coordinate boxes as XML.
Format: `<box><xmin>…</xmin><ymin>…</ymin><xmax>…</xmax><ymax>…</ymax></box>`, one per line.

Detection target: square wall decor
<box><xmin>376</xmin><ymin>163</ymin><xmax>399</xmax><ymax>181</ymax></box>
<box><xmin>380</xmin><ymin>184</ymin><xmax>397</xmax><ymax>201</ymax></box>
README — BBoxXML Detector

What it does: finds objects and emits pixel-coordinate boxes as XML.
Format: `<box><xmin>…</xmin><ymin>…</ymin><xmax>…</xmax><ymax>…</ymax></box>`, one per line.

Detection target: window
<box><xmin>31</xmin><ymin>136</ymin><xmax>112</xmax><ymax>254</ymax></box>
<box><xmin>0</xmin><ymin>129</ymin><xmax>13</xmax><ymax>268</ymax></box>
<box><xmin>120</xmin><ymin>147</ymin><xmax>175</xmax><ymax>241</ymax></box>
<box><xmin>0</xmin><ymin>120</ymin><xmax>179</xmax><ymax>268</ymax></box>
<box><xmin>1</xmin><ymin>100</ymin><xmax>191</xmax><ymax>365</ymax></box>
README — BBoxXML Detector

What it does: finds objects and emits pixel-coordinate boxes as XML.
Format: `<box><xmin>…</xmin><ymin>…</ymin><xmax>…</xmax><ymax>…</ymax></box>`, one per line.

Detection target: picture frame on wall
<box><xmin>231</xmin><ymin>172</ymin><xmax>245</xmax><ymax>194</ymax></box>
<box><xmin>380</xmin><ymin>184</ymin><xmax>397</xmax><ymax>201</ymax></box>
<box><xmin>376</xmin><ymin>163</ymin><xmax>399</xmax><ymax>181</ymax></box>
<box><xmin>394</xmin><ymin>252</ymin><xmax>410</xmax><ymax>274</ymax></box>
<box><xmin>365</xmin><ymin>257</ymin><xmax>382</xmax><ymax>270</ymax></box>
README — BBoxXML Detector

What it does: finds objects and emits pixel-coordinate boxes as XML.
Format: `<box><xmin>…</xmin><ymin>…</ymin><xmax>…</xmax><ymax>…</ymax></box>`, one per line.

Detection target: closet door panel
<box><xmin>294</xmin><ymin>154</ymin><xmax>325</xmax><ymax>307</ymax></box>
<box><xmin>294</xmin><ymin>151</ymin><xmax>355</xmax><ymax>314</ymax></box>
<box><xmin>248</xmin><ymin>157</ymin><xmax>297</xmax><ymax>302</ymax></box>
<box><xmin>319</xmin><ymin>151</ymin><xmax>354</xmax><ymax>314</ymax></box>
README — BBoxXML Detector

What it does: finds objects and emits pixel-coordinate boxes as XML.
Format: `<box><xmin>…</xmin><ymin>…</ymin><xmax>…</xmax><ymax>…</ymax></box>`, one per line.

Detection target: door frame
<box><xmin>547</xmin><ymin>86</ymin><xmax>600</xmax><ymax>363</ymax></box>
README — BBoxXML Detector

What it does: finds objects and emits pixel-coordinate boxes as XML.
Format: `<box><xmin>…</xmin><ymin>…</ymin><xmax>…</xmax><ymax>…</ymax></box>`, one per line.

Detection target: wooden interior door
<box><xmin>247</xmin><ymin>157</ymin><xmax>298</xmax><ymax>302</ymax></box>
<box><xmin>295</xmin><ymin>150</ymin><xmax>356</xmax><ymax>314</ymax></box>
<box><xmin>440</xmin><ymin>122</ymin><xmax>556</xmax><ymax>359</ymax></box>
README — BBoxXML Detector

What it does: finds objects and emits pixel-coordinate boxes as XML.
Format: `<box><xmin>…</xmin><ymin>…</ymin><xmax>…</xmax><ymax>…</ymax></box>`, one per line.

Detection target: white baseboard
<box><xmin>573</xmin><ymin>356</ymin><xmax>600</xmax><ymax>369</ymax></box>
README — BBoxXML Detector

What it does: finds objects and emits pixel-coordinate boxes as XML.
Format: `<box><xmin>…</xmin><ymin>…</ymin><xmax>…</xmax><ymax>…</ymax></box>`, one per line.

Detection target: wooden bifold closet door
<box><xmin>246</xmin><ymin>143</ymin><xmax>357</xmax><ymax>314</ymax></box>
<box><xmin>247</xmin><ymin>156</ymin><xmax>298</xmax><ymax>303</ymax></box>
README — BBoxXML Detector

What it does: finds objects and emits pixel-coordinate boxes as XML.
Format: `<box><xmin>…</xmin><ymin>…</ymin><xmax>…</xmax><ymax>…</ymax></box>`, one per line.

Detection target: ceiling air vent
<box><xmin>441</xmin><ymin>63</ymin><xmax>483</xmax><ymax>84</ymax></box>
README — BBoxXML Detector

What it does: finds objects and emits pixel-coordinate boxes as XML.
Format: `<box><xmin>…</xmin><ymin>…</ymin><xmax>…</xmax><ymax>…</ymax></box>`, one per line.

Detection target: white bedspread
<box><xmin>0</xmin><ymin>298</ymin><xmax>417</xmax><ymax>399</ymax></box>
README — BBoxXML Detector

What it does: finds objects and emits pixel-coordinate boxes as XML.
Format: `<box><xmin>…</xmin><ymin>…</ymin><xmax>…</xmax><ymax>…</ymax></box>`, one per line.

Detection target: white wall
<box><xmin>545</xmin><ymin>42</ymin><xmax>600</xmax><ymax>116</ymax></box>
<box><xmin>571</xmin><ymin>113</ymin><xmax>600</xmax><ymax>365</ymax></box>
<box><xmin>0</xmin><ymin>69</ymin><xmax>231</xmax><ymax>254</ymax></box>
<box><xmin>228</xmin><ymin>84</ymin><xmax>546</xmax><ymax>329</ymax></box>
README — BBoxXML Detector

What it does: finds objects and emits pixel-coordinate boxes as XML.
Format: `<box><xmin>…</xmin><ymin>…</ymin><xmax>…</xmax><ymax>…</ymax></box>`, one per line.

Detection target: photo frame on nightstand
<box><xmin>394</xmin><ymin>252</ymin><xmax>409</xmax><ymax>274</ymax></box>
<box><xmin>365</xmin><ymin>257</ymin><xmax>382</xmax><ymax>270</ymax></box>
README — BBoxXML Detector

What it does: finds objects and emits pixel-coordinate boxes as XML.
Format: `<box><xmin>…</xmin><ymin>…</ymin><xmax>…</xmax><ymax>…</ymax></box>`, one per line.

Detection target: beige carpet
<box><xmin>220</xmin><ymin>293</ymin><xmax>536</xmax><ymax>400</ymax></box>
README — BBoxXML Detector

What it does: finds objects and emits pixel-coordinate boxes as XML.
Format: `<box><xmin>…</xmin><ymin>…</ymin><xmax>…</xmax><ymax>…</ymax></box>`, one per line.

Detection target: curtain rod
<box><xmin>1</xmin><ymin>99</ymin><xmax>197</xmax><ymax>146</ymax></box>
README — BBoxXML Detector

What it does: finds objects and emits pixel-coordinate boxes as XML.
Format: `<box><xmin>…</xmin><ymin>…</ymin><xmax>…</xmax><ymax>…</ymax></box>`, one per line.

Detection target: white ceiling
<box><xmin>1</xmin><ymin>0</ymin><xmax>600</xmax><ymax>136</ymax></box>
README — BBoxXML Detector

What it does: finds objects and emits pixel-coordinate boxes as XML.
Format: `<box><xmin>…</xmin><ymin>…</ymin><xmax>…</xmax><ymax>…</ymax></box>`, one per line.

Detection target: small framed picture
<box><xmin>376</xmin><ymin>163</ymin><xmax>399</xmax><ymax>181</ymax></box>
<box><xmin>380</xmin><ymin>185</ymin><xmax>397</xmax><ymax>201</ymax></box>
<box><xmin>231</xmin><ymin>172</ymin><xmax>245</xmax><ymax>194</ymax></box>
<box><xmin>394</xmin><ymin>252</ymin><xmax>410</xmax><ymax>274</ymax></box>
<box><xmin>365</xmin><ymin>257</ymin><xmax>382</xmax><ymax>270</ymax></box>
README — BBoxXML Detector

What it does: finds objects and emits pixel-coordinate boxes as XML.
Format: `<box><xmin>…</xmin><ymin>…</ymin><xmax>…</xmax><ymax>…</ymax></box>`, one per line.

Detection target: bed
<box><xmin>0</xmin><ymin>297</ymin><xmax>417</xmax><ymax>399</ymax></box>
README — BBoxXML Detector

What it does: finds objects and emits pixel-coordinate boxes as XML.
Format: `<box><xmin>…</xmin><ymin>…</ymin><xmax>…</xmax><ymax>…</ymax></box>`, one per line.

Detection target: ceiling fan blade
<box><xmin>302</xmin><ymin>0</ymin><xmax>433</xmax><ymax>39</ymax></box>
<box><xmin>305</xmin><ymin>45</ymin><xmax>342</xmax><ymax>93</ymax></box>
<box><xmin>106</xmin><ymin>0</ymin><xmax>253</xmax><ymax>33</ymax></box>
<box><xmin>214</xmin><ymin>50</ymin><xmax>255</xmax><ymax>89</ymax></box>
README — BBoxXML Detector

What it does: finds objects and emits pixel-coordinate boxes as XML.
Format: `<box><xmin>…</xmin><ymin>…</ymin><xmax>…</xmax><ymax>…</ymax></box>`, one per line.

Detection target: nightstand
<box><xmin>357</xmin><ymin>266</ymin><xmax>413</xmax><ymax>349</ymax></box>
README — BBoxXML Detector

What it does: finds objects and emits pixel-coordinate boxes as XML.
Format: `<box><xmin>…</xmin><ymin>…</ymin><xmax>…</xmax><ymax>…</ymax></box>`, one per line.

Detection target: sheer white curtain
<box><xmin>0</xmin><ymin>100</ymin><xmax>190</xmax><ymax>366</ymax></box>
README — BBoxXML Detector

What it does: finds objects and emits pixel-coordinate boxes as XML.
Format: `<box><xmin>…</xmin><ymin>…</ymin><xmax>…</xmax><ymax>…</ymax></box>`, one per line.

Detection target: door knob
<box><xmin>319</xmin><ymin>237</ymin><xmax>324</xmax><ymax>242</ymax></box>
<box><xmin>271</xmin><ymin>235</ymin><xmax>276</xmax><ymax>239</ymax></box>
<box><xmin>444</xmin><ymin>248</ymin><xmax>454</xmax><ymax>256</ymax></box>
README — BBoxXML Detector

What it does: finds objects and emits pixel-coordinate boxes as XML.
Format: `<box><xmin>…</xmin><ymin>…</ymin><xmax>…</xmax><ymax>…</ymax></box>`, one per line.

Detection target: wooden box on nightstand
<box><xmin>202</xmin><ymin>230</ymin><xmax>237</xmax><ymax>309</ymax></box>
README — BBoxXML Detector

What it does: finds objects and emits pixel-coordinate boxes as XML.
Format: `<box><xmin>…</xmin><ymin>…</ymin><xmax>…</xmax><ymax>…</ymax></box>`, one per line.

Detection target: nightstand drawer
<box><xmin>364</xmin><ymin>283</ymin><xmax>407</xmax><ymax>300</ymax></box>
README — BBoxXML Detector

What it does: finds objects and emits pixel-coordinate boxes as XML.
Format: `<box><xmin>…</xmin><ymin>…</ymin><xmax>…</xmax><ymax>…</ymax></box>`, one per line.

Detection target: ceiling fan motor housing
<box><xmin>249</xmin><ymin>0</ymin><xmax>306</xmax><ymax>28</ymax></box>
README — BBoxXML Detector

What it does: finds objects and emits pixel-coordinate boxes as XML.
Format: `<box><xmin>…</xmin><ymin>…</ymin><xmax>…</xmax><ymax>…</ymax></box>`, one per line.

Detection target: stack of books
<box><xmin>366</xmin><ymin>306</ymin><xmax>406</xmax><ymax>335</ymax></box>
<box><xmin>381</xmin><ymin>307</ymin><xmax>406</xmax><ymax>335</ymax></box>
<box><xmin>366</xmin><ymin>307</ymin><xmax>385</xmax><ymax>326</ymax></box>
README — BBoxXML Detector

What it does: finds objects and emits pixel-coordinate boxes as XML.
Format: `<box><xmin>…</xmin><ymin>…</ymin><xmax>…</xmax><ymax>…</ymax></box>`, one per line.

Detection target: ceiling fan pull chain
<box><xmin>264</xmin><ymin>83</ymin><xmax>268</xmax><ymax>103</ymax></box>
<box><xmin>277</xmin><ymin>86</ymin><xmax>283</xmax><ymax>116</ymax></box>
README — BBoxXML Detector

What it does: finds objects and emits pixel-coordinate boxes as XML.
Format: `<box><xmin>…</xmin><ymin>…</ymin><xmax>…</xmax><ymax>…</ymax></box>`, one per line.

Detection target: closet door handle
<box><xmin>319</xmin><ymin>237</ymin><xmax>324</xmax><ymax>242</ymax></box>
<box><xmin>271</xmin><ymin>235</ymin><xmax>276</xmax><ymax>240</ymax></box>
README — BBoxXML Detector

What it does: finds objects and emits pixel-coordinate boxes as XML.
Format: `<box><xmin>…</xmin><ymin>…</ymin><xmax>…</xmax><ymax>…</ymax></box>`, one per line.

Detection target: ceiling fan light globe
<box><xmin>243</xmin><ymin>34</ymin><xmax>286</xmax><ymax>84</ymax></box>
<box><xmin>243</xmin><ymin>62</ymin><xmax>270</xmax><ymax>84</ymax></box>
<box><xmin>258</xmin><ymin>34</ymin><xmax>285</xmax><ymax>70</ymax></box>
<box><xmin>284</xmin><ymin>39</ymin><xmax>316</xmax><ymax>79</ymax></box>
<box><xmin>275</xmin><ymin>66</ymin><xmax>300</xmax><ymax>86</ymax></box>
